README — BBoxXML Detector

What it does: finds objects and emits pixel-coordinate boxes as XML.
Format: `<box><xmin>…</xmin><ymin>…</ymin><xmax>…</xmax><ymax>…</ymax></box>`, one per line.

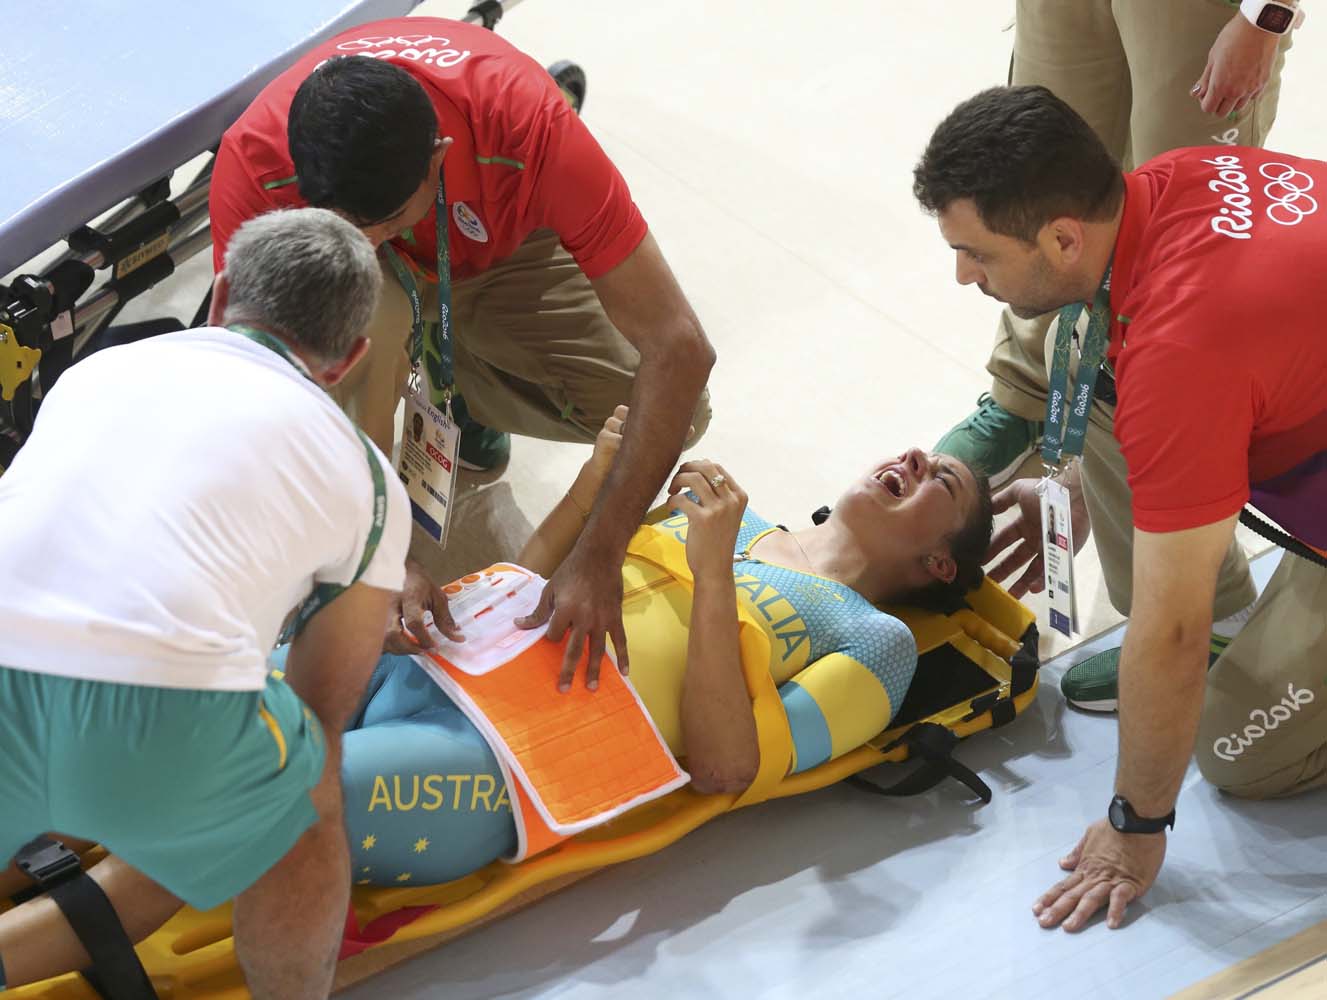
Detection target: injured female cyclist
<box><xmin>332</xmin><ymin>407</ymin><xmax>994</xmax><ymax>883</ymax></box>
<box><xmin>0</xmin><ymin>407</ymin><xmax>992</xmax><ymax>984</ymax></box>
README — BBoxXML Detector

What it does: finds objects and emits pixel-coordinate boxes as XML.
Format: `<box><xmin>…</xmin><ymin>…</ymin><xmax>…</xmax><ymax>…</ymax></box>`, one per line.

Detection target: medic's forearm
<box><xmin>1115</xmin><ymin>609</ymin><xmax>1213</xmax><ymax>817</ymax></box>
<box><xmin>579</xmin><ymin>328</ymin><xmax>713</xmax><ymax>559</ymax></box>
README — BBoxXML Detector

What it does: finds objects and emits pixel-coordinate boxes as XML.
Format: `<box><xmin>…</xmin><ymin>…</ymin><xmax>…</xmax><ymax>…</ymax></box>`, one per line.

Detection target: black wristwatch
<box><xmin>1108</xmin><ymin>795</ymin><xmax>1175</xmax><ymax>834</ymax></box>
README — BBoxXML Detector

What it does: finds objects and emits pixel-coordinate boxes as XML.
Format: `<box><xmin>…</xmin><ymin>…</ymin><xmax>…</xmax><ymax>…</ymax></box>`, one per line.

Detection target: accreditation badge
<box><xmin>398</xmin><ymin>377</ymin><xmax>460</xmax><ymax>546</ymax></box>
<box><xmin>1039</xmin><ymin>476</ymin><xmax>1079</xmax><ymax>638</ymax></box>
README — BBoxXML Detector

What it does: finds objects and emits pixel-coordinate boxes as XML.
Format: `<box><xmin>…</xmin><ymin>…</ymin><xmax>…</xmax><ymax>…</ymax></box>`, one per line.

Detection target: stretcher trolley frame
<box><xmin>0</xmin><ymin>0</ymin><xmax>542</xmax><ymax>472</ymax></box>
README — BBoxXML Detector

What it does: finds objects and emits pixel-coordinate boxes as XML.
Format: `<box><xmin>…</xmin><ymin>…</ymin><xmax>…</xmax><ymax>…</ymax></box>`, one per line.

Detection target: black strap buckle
<box><xmin>16</xmin><ymin>837</ymin><xmax>84</xmax><ymax>886</ymax></box>
<box><xmin>11</xmin><ymin>837</ymin><xmax>158</xmax><ymax>1000</ymax></box>
<box><xmin>849</xmin><ymin>723</ymin><xmax>993</xmax><ymax>805</ymax></box>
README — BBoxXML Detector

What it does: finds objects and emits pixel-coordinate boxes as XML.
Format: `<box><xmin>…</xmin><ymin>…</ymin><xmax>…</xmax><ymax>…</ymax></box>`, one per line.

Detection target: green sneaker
<box><xmin>934</xmin><ymin>393</ymin><xmax>1042</xmax><ymax>488</ymax></box>
<box><xmin>449</xmin><ymin>395</ymin><xmax>511</xmax><ymax>473</ymax></box>
<box><xmin>1062</xmin><ymin>640</ymin><xmax>1230</xmax><ymax>713</ymax></box>
<box><xmin>1060</xmin><ymin>647</ymin><xmax>1122</xmax><ymax>712</ymax></box>
<box><xmin>458</xmin><ymin>420</ymin><xmax>511</xmax><ymax>472</ymax></box>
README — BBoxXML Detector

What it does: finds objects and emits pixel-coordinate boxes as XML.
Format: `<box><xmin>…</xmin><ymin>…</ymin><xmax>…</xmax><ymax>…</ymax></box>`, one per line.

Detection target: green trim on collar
<box><xmin>262</xmin><ymin>175</ymin><xmax>299</xmax><ymax>191</ymax></box>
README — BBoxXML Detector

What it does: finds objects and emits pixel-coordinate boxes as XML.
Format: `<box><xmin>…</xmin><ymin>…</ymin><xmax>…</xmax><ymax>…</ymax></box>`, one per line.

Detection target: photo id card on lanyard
<box><xmin>1040</xmin><ymin>477</ymin><xmax>1079</xmax><ymax>638</ymax></box>
<box><xmin>384</xmin><ymin>177</ymin><xmax>461</xmax><ymax>545</ymax></box>
<box><xmin>1037</xmin><ymin>264</ymin><xmax>1112</xmax><ymax>638</ymax></box>
<box><xmin>400</xmin><ymin>372</ymin><xmax>460</xmax><ymax>545</ymax></box>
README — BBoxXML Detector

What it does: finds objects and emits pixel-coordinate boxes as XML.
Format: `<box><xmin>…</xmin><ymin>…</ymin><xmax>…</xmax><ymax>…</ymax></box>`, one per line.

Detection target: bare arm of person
<box><xmin>1033</xmin><ymin>516</ymin><xmax>1236</xmax><ymax>933</ymax></box>
<box><xmin>284</xmin><ymin>580</ymin><xmax>398</xmax><ymax>732</ymax></box>
<box><xmin>518</xmin><ymin>407</ymin><xmax>627</xmax><ymax>578</ymax></box>
<box><xmin>670</xmin><ymin>461</ymin><xmax>760</xmax><ymax>795</ymax></box>
<box><xmin>1193</xmin><ymin>3</ymin><xmax>1291</xmax><ymax>118</ymax></box>
<box><xmin>522</xmin><ymin>232</ymin><xmax>715</xmax><ymax>689</ymax></box>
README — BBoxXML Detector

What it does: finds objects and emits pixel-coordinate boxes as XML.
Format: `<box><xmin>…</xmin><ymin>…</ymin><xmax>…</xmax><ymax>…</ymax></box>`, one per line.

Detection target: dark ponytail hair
<box><xmin>895</xmin><ymin>468</ymin><xmax>993</xmax><ymax>614</ymax></box>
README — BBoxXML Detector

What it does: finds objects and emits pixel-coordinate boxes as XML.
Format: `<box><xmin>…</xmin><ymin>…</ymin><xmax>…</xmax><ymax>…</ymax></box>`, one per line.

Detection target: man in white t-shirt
<box><xmin>0</xmin><ymin>208</ymin><xmax>410</xmax><ymax>999</ymax></box>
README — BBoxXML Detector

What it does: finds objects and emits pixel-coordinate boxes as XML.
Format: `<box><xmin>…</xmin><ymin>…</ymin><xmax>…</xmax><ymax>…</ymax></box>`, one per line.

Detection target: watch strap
<box><xmin>1239</xmin><ymin>0</ymin><xmax>1303</xmax><ymax>34</ymax></box>
<box><xmin>1109</xmin><ymin>795</ymin><xmax>1175</xmax><ymax>834</ymax></box>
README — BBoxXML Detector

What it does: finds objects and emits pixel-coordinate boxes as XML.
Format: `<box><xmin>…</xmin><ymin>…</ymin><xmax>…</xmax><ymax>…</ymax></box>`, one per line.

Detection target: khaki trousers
<box><xmin>989</xmin><ymin>0</ymin><xmax>1290</xmax><ymax>424</ymax></box>
<box><xmin>1053</xmin><ymin>340</ymin><xmax>1327</xmax><ymax>802</ymax></box>
<box><xmin>335</xmin><ymin>230</ymin><xmax>712</xmax><ymax>454</ymax></box>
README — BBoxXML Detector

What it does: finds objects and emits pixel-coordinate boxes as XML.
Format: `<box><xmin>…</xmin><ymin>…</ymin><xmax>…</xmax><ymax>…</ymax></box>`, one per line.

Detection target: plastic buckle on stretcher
<box><xmin>15</xmin><ymin>837</ymin><xmax>83</xmax><ymax>886</ymax></box>
<box><xmin>0</xmin><ymin>321</ymin><xmax>41</xmax><ymax>401</ymax></box>
<box><xmin>13</xmin><ymin>837</ymin><xmax>159</xmax><ymax>1000</ymax></box>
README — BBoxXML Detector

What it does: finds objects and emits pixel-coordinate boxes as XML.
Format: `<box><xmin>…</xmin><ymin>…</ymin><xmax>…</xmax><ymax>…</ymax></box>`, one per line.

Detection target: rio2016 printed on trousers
<box><xmin>1211</xmin><ymin>682</ymin><xmax>1316</xmax><ymax>762</ymax></box>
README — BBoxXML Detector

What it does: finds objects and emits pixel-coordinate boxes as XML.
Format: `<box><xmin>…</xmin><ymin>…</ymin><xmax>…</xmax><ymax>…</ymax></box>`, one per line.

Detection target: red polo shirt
<box><xmin>1107</xmin><ymin>147</ymin><xmax>1327</xmax><ymax>549</ymax></box>
<box><xmin>210</xmin><ymin>17</ymin><xmax>647</xmax><ymax>282</ymax></box>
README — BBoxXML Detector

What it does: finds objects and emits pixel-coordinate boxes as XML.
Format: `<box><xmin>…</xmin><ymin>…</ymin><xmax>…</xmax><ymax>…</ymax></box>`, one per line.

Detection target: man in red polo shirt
<box><xmin>211</xmin><ymin>18</ymin><xmax>715</xmax><ymax>682</ymax></box>
<box><xmin>914</xmin><ymin>86</ymin><xmax>1327</xmax><ymax>932</ymax></box>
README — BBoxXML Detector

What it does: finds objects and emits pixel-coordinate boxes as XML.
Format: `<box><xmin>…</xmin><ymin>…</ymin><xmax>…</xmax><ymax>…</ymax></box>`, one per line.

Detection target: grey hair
<box><xmin>220</xmin><ymin>207</ymin><xmax>381</xmax><ymax>361</ymax></box>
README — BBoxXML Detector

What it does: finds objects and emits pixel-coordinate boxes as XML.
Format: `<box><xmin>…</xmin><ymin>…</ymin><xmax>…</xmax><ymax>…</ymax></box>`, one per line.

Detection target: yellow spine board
<box><xmin>10</xmin><ymin>547</ymin><xmax>1035</xmax><ymax>999</ymax></box>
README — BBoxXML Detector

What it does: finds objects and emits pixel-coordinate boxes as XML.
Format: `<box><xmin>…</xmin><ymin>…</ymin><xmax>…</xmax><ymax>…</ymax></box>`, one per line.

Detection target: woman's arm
<box><xmin>682</xmin><ymin>571</ymin><xmax>759</xmax><ymax>794</ymax></box>
<box><xmin>779</xmin><ymin>623</ymin><xmax>917</xmax><ymax>775</ymax></box>
<box><xmin>669</xmin><ymin>461</ymin><xmax>761</xmax><ymax>795</ymax></box>
<box><xmin>517</xmin><ymin>406</ymin><xmax>626</xmax><ymax>577</ymax></box>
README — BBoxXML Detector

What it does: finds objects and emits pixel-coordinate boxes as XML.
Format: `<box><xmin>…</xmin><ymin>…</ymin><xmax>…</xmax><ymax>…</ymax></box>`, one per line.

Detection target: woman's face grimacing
<box><xmin>837</xmin><ymin>447</ymin><xmax>979</xmax><ymax>571</ymax></box>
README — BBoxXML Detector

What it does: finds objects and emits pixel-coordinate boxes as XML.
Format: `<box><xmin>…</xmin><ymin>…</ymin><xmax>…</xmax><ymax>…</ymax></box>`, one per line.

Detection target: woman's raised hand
<box><xmin>666</xmin><ymin>459</ymin><xmax>748</xmax><ymax>579</ymax></box>
<box><xmin>567</xmin><ymin>405</ymin><xmax>629</xmax><ymax>518</ymax></box>
<box><xmin>586</xmin><ymin>405</ymin><xmax>628</xmax><ymax>480</ymax></box>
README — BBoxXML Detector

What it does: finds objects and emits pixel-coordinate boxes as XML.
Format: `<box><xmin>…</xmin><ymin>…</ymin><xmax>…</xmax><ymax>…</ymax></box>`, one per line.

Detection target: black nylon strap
<box><xmin>849</xmin><ymin>724</ymin><xmax>993</xmax><ymax>804</ymax></box>
<box><xmin>1010</xmin><ymin>623</ymin><xmax>1039</xmax><ymax>697</ymax></box>
<box><xmin>14</xmin><ymin>837</ymin><xmax>157</xmax><ymax>1000</ymax></box>
<box><xmin>989</xmin><ymin>699</ymin><xmax>1017</xmax><ymax>728</ymax></box>
<box><xmin>1239</xmin><ymin>508</ymin><xmax>1327</xmax><ymax>569</ymax></box>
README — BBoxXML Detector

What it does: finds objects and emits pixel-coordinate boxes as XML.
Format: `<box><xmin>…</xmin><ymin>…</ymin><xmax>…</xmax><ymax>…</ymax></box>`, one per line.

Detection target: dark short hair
<box><xmin>288</xmin><ymin>57</ymin><xmax>438</xmax><ymax>226</ymax></box>
<box><xmin>913</xmin><ymin>85</ymin><xmax>1124</xmax><ymax>243</ymax></box>
<box><xmin>894</xmin><ymin>464</ymin><xmax>994</xmax><ymax>615</ymax></box>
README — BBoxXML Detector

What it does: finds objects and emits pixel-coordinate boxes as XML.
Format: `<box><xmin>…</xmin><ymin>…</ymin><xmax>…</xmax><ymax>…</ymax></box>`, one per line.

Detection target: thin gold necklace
<box><xmin>784</xmin><ymin>528</ymin><xmax>819</xmax><ymax>575</ymax></box>
<box><xmin>735</xmin><ymin>528</ymin><xmax>819</xmax><ymax>576</ymax></box>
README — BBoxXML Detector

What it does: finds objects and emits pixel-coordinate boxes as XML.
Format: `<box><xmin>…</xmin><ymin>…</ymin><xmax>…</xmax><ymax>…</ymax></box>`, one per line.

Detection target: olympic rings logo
<box><xmin>1259</xmin><ymin>162</ymin><xmax>1319</xmax><ymax>226</ymax></box>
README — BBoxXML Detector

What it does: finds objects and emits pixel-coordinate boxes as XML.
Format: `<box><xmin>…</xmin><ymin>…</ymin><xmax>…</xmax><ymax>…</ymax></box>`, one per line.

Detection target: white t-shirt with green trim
<box><xmin>0</xmin><ymin>328</ymin><xmax>410</xmax><ymax>691</ymax></box>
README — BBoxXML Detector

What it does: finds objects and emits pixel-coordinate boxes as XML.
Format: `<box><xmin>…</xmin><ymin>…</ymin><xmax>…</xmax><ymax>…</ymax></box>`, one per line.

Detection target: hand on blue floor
<box><xmin>1032</xmin><ymin>819</ymin><xmax>1166</xmax><ymax>932</ymax></box>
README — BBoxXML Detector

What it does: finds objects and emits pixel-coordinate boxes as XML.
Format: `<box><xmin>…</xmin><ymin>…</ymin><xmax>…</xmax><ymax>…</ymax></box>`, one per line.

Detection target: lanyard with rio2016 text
<box><xmin>227</xmin><ymin>324</ymin><xmax>389</xmax><ymax>642</ymax></box>
<box><xmin>381</xmin><ymin>178</ymin><xmax>455</xmax><ymax>411</ymax></box>
<box><xmin>1041</xmin><ymin>264</ymin><xmax>1114</xmax><ymax>469</ymax></box>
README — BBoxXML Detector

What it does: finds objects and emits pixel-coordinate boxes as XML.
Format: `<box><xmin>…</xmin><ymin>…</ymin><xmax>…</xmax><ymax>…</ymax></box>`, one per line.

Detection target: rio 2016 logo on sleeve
<box><xmin>452</xmin><ymin>202</ymin><xmax>489</xmax><ymax>243</ymax></box>
<box><xmin>1204</xmin><ymin>155</ymin><xmax>1320</xmax><ymax>241</ymax></box>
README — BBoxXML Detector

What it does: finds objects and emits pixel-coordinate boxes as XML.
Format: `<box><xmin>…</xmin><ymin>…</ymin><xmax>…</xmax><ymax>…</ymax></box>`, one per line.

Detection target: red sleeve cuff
<box><xmin>1132</xmin><ymin>485</ymin><xmax>1249</xmax><ymax>534</ymax></box>
<box><xmin>570</xmin><ymin>208</ymin><xmax>648</xmax><ymax>280</ymax></box>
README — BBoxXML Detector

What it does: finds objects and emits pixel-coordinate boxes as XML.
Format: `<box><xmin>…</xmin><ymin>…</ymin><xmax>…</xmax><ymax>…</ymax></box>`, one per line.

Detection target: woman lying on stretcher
<box><xmin>0</xmin><ymin>409</ymin><xmax>993</xmax><ymax>966</ymax></box>
<box><xmin>323</xmin><ymin>406</ymin><xmax>993</xmax><ymax>884</ymax></box>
